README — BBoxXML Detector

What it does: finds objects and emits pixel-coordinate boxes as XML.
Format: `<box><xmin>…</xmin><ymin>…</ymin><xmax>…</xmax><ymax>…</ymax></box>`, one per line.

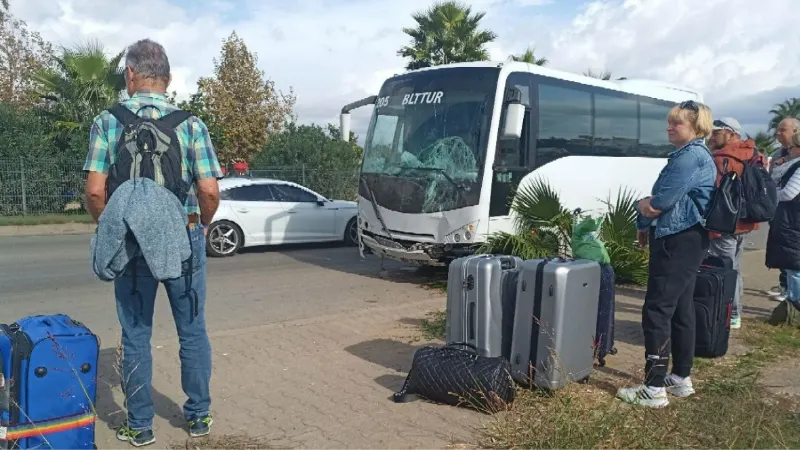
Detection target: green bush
<box><xmin>477</xmin><ymin>179</ymin><xmax>650</xmax><ymax>285</ymax></box>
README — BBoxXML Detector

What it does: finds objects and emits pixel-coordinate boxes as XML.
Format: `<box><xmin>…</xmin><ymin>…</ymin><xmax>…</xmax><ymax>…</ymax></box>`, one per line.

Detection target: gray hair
<box><xmin>781</xmin><ymin>117</ymin><xmax>800</xmax><ymax>132</ymax></box>
<box><xmin>124</xmin><ymin>39</ymin><xmax>170</xmax><ymax>82</ymax></box>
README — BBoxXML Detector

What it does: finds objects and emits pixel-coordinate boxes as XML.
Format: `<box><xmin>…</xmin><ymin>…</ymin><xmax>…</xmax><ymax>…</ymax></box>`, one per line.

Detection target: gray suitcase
<box><xmin>509</xmin><ymin>257</ymin><xmax>601</xmax><ymax>389</ymax></box>
<box><xmin>445</xmin><ymin>254</ymin><xmax>523</xmax><ymax>359</ymax></box>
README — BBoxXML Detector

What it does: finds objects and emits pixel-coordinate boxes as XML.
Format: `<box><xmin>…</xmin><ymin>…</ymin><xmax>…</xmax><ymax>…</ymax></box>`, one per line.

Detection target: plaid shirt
<box><xmin>83</xmin><ymin>90</ymin><xmax>223</xmax><ymax>216</ymax></box>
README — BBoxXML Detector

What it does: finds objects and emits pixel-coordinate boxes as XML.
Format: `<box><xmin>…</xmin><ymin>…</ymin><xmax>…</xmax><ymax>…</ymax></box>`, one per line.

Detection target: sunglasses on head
<box><xmin>680</xmin><ymin>100</ymin><xmax>699</xmax><ymax>111</ymax></box>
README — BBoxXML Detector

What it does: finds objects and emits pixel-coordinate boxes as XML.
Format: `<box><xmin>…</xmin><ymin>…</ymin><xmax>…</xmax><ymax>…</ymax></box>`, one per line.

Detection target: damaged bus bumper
<box><xmin>359</xmin><ymin>229</ymin><xmax>474</xmax><ymax>266</ymax></box>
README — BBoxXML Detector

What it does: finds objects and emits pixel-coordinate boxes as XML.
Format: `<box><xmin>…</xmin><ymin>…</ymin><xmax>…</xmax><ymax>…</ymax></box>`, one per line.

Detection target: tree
<box><xmin>768</xmin><ymin>98</ymin><xmax>800</xmax><ymax>131</ymax></box>
<box><xmin>251</xmin><ymin>122</ymin><xmax>363</xmax><ymax>200</ymax></box>
<box><xmin>325</xmin><ymin>123</ymin><xmax>358</xmax><ymax>144</ymax></box>
<box><xmin>508</xmin><ymin>46</ymin><xmax>548</xmax><ymax>66</ymax></box>
<box><xmin>397</xmin><ymin>1</ymin><xmax>497</xmax><ymax>70</ymax></box>
<box><xmin>584</xmin><ymin>69</ymin><xmax>613</xmax><ymax>80</ymax></box>
<box><xmin>199</xmin><ymin>31</ymin><xmax>295</xmax><ymax>164</ymax></box>
<box><xmin>33</xmin><ymin>40</ymin><xmax>125</xmax><ymax>135</ymax></box>
<box><xmin>747</xmin><ymin>130</ymin><xmax>778</xmax><ymax>155</ymax></box>
<box><xmin>168</xmin><ymin>88</ymin><xmax>226</xmax><ymax>148</ymax></box>
<box><xmin>0</xmin><ymin>0</ymin><xmax>8</xmax><ymax>21</ymax></box>
<box><xmin>0</xmin><ymin>13</ymin><xmax>54</xmax><ymax>108</ymax></box>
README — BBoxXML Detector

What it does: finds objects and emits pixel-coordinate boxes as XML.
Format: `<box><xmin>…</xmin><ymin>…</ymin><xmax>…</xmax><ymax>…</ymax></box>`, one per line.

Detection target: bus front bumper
<box><xmin>359</xmin><ymin>230</ymin><xmax>475</xmax><ymax>266</ymax></box>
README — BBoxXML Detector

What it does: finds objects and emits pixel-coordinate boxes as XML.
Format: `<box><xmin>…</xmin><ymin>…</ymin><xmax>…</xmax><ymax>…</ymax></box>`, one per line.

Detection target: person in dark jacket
<box><xmin>616</xmin><ymin>100</ymin><xmax>716</xmax><ymax>408</ymax></box>
<box><xmin>765</xmin><ymin>130</ymin><xmax>800</xmax><ymax>315</ymax></box>
<box><xmin>765</xmin><ymin>118</ymin><xmax>800</xmax><ymax>302</ymax></box>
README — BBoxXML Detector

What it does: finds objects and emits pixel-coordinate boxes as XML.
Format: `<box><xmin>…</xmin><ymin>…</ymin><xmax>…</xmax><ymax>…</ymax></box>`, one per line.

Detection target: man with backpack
<box><xmin>83</xmin><ymin>39</ymin><xmax>223</xmax><ymax>447</ymax></box>
<box><xmin>707</xmin><ymin>117</ymin><xmax>772</xmax><ymax>329</ymax></box>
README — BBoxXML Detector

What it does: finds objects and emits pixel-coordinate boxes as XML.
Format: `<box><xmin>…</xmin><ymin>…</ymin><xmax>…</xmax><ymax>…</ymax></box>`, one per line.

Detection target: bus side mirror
<box><xmin>500</xmin><ymin>103</ymin><xmax>525</xmax><ymax>140</ymax></box>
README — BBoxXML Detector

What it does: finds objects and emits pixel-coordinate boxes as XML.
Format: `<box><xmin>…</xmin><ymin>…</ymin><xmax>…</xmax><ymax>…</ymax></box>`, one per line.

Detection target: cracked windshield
<box><xmin>360</xmin><ymin>67</ymin><xmax>499</xmax><ymax>214</ymax></box>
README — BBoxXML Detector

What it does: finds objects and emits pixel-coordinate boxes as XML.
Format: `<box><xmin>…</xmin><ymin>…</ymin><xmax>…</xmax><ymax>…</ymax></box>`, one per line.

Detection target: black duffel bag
<box><xmin>392</xmin><ymin>342</ymin><xmax>515</xmax><ymax>413</ymax></box>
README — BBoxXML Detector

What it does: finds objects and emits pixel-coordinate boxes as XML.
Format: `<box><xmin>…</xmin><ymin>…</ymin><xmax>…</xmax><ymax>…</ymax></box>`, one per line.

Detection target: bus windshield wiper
<box><xmin>396</xmin><ymin>166</ymin><xmax>470</xmax><ymax>192</ymax></box>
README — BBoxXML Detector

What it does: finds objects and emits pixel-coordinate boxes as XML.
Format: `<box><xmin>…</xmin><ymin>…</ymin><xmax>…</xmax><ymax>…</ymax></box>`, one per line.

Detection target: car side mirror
<box><xmin>316</xmin><ymin>199</ymin><xmax>326</xmax><ymax>206</ymax></box>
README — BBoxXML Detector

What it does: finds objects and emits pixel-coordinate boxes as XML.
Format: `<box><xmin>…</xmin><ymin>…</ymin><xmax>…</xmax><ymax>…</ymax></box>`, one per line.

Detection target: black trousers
<box><xmin>642</xmin><ymin>224</ymin><xmax>709</xmax><ymax>387</ymax></box>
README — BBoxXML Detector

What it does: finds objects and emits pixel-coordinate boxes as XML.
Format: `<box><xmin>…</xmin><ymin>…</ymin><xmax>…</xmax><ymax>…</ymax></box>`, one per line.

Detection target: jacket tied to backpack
<box><xmin>91</xmin><ymin>178</ymin><xmax>191</xmax><ymax>281</ymax></box>
<box><xmin>709</xmin><ymin>139</ymin><xmax>768</xmax><ymax>238</ymax></box>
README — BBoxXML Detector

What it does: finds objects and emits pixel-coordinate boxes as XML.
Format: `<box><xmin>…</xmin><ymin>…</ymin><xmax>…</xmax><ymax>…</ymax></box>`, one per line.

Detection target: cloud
<box><xmin>9</xmin><ymin>0</ymin><xmax>798</xmax><ymax>142</ymax></box>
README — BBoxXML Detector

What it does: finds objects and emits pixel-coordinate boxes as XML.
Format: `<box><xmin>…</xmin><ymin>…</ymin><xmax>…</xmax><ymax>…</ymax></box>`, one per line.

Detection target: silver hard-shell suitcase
<box><xmin>509</xmin><ymin>257</ymin><xmax>601</xmax><ymax>389</ymax></box>
<box><xmin>445</xmin><ymin>254</ymin><xmax>523</xmax><ymax>359</ymax></box>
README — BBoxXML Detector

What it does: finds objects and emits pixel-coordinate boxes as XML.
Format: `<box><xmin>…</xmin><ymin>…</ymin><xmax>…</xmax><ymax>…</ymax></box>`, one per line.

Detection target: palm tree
<box><xmin>584</xmin><ymin>68</ymin><xmax>613</xmax><ymax>80</ymax></box>
<box><xmin>477</xmin><ymin>179</ymin><xmax>649</xmax><ymax>285</ymax></box>
<box><xmin>747</xmin><ymin>130</ymin><xmax>778</xmax><ymax>155</ymax></box>
<box><xmin>397</xmin><ymin>1</ymin><xmax>497</xmax><ymax>70</ymax></box>
<box><xmin>508</xmin><ymin>46</ymin><xmax>548</xmax><ymax>66</ymax></box>
<box><xmin>768</xmin><ymin>98</ymin><xmax>800</xmax><ymax>131</ymax></box>
<box><xmin>34</xmin><ymin>40</ymin><xmax>125</xmax><ymax>133</ymax></box>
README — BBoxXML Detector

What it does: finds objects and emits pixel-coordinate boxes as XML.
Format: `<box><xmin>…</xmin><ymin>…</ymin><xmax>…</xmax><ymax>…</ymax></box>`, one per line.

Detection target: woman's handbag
<box><xmin>392</xmin><ymin>342</ymin><xmax>515</xmax><ymax>412</ymax></box>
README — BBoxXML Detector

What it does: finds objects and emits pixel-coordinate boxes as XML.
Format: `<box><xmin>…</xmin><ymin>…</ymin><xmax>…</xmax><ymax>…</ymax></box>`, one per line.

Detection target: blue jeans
<box><xmin>785</xmin><ymin>270</ymin><xmax>800</xmax><ymax>304</ymax></box>
<box><xmin>114</xmin><ymin>226</ymin><xmax>211</xmax><ymax>431</ymax></box>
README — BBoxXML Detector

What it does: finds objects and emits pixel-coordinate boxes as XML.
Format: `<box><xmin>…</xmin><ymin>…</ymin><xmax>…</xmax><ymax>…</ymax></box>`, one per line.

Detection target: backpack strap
<box><xmin>158</xmin><ymin>110</ymin><xmax>193</xmax><ymax>129</ymax></box>
<box><xmin>107</xmin><ymin>104</ymin><xmax>140</xmax><ymax>127</ymax></box>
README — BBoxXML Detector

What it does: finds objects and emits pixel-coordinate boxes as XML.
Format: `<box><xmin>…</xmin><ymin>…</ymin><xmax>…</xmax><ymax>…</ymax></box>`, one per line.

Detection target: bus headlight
<box><xmin>444</xmin><ymin>221</ymin><xmax>479</xmax><ymax>244</ymax></box>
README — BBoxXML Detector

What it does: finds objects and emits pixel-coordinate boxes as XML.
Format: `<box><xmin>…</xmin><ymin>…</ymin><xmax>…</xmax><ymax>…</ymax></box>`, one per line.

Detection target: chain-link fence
<box><xmin>0</xmin><ymin>158</ymin><xmax>361</xmax><ymax>216</ymax></box>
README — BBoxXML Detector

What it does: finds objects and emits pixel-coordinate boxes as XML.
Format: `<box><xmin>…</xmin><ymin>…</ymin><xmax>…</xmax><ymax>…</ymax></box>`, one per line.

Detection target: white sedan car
<box><xmin>206</xmin><ymin>177</ymin><xmax>359</xmax><ymax>257</ymax></box>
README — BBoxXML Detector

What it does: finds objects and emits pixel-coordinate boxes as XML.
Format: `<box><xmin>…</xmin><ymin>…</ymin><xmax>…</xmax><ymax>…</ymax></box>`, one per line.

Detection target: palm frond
<box><xmin>599</xmin><ymin>186</ymin><xmax>640</xmax><ymax>248</ymax></box>
<box><xmin>476</xmin><ymin>229</ymin><xmax>560</xmax><ymax>260</ymax></box>
<box><xmin>510</xmin><ymin>178</ymin><xmax>569</xmax><ymax>233</ymax></box>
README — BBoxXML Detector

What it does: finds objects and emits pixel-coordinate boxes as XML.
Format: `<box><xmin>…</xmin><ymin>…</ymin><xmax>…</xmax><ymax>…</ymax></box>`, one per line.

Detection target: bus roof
<box><xmin>396</xmin><ymin>60</ymin><xmax>703</xmax><ymax>104</ymax></box>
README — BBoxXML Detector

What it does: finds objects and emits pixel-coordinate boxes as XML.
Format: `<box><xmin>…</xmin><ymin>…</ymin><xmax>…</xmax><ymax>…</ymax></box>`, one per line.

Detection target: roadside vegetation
<box><xmin>410</xmin><ymin>317</ymin><xmax>800</xmax><ymax>449</ymax></box>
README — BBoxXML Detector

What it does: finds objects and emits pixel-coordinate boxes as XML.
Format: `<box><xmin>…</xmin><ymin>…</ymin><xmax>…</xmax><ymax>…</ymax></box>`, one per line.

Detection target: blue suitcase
<box><xmin>594</xmin><ymin>263</ymin><xmax>618</xmax><ymax>367</ymax></box>
<box><xmin>0</xmin><ymin>314</ymin><xmax>99</xmax><ymax>450</ymax></box>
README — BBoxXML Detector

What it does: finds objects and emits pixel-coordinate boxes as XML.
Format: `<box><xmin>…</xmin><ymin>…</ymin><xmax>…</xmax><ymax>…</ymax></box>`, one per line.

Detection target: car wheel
<box><xmin>206</xmin><ymin>220</ymin><xmax>243</xmax><ymax>257</ymax></box>
<box><xmin>343</xmin><ymin>217</ymin><xmax>358</xmax><ymax>246</ymax></box>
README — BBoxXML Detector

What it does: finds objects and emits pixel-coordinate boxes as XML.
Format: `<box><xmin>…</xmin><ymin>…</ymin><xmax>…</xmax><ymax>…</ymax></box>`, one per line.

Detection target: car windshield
<box><xmin>359</xmin><ymin>67</ymin><xmax>500</xmax><ymax>214</ymax></box>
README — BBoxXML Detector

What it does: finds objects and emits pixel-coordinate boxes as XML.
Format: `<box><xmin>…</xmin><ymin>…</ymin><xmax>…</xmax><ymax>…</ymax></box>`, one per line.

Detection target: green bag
<box><xmin>571</xmin><ymin>215</ymin><xmax>611</xmax><ymax>264</ymax></box>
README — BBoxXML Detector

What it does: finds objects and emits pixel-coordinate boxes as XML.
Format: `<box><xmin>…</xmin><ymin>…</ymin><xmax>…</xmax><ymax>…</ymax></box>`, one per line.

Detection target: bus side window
<box><xmin>490</xmin><ymin>72</ymin><xmax>534</xmax><ymax>218</ymax></box>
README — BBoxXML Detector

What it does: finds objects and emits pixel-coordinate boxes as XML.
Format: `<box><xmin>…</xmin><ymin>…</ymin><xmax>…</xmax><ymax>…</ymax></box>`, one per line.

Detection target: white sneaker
<box><xmin>766</xmin><ymin>285</ymin><xmax>783</xmax><ymax>296</ymax></box>
<box><xmin>769</xmin><ymin>287</ymin><xmax>788</xmax><ymax>302</ymax></box>
<box><xmin>616</xmin><ymin>384</ymin><xmax>669</xmax><ymax>408</ymax></box>
<box><xmin>664</xmin><ymin>374</ymin><xmax>695</xmax><ymax>397</ymax></box>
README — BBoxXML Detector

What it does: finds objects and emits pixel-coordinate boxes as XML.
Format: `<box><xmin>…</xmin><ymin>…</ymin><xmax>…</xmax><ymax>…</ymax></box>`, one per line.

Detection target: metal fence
<box><xmin>0</xmin><ymin>157</ymin><xmax>360</xmax><ymax>216</ymax></box>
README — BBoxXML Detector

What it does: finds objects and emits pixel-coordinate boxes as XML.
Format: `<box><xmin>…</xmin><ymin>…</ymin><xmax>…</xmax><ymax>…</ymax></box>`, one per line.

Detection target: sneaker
<box><xmin>766</xmin><ymin>285</ymin><xmax>783</xmax><ymax>296</ymax></box>
<box><xmin>770</xmin><ymin>288</ymin><xmax>788</xmax><ymax>302</ymax></box>
<box><xmin>116</xmin><ymin>422</ymin><xmax>156</xmax><ymax>447</ymax></box>
<box><xmin>664</xmin><ymin>374</ymin><xmax>696</xmax><ymax>397</ymax></box>
<box><xmin>188</xmin><ymin>414</ymin><xmax>213</xmax><ymax>438</ymax></box>
<box><xmin>730</xmin><ymin>317</ymin><xmax>741</xmax><ymax>329</ymax></box>
<box><xmin>616</xmin><ymin>384</ymin><xmax>669</xmax><ymax>408</ymax></box>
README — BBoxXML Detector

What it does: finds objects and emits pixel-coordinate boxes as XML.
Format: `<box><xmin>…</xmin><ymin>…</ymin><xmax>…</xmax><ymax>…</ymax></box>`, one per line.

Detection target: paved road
<box><xmin>0</xmin><ymin>234</ymin><xmax>426</xmax><ymax>347</ymax></box>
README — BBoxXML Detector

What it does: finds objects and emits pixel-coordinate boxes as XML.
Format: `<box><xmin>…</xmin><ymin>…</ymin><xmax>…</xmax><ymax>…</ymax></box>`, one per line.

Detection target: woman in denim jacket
<box><xmin>617</xmin><ymin>100</ymin><xmax>716</xmax><ymax>408</ymax></box>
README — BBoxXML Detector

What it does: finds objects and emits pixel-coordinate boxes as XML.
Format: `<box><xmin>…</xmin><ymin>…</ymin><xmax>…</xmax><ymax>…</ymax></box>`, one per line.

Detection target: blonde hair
<box><xmin>667</xmin><ymin>101</ymin><xmax>714</xmax><ymax>138</ymax></box>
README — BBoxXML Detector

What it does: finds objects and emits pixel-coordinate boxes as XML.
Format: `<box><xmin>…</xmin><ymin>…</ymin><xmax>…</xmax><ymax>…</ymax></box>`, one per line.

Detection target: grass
<box><xmin>479</xmin><ymin>319</ymin><xmax>800</xmax><ymax>449</ymax></box>
<box><xmin>0</xmin><ymin>214</ymin><xmax>93</xmax><ymax>226</ymax></box>
<box><xmin>419</xmin><ymin>310</ymin><xmax>446</xmax><ymax>340</ymax></box>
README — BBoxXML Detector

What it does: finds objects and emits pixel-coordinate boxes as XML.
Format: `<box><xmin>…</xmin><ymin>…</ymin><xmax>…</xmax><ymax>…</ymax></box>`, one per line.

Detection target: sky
<box><xmin>9</xmin><ymin>0</ymin><xmax>798</xmax><ymax>142</ymax></box>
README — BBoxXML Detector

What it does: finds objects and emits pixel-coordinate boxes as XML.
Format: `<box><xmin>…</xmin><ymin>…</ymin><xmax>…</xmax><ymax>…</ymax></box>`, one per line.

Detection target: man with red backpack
<box><xmin>707</xmin><ymin>117</ymin><xmax>769</xmax><ymax>329</ymax></box>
